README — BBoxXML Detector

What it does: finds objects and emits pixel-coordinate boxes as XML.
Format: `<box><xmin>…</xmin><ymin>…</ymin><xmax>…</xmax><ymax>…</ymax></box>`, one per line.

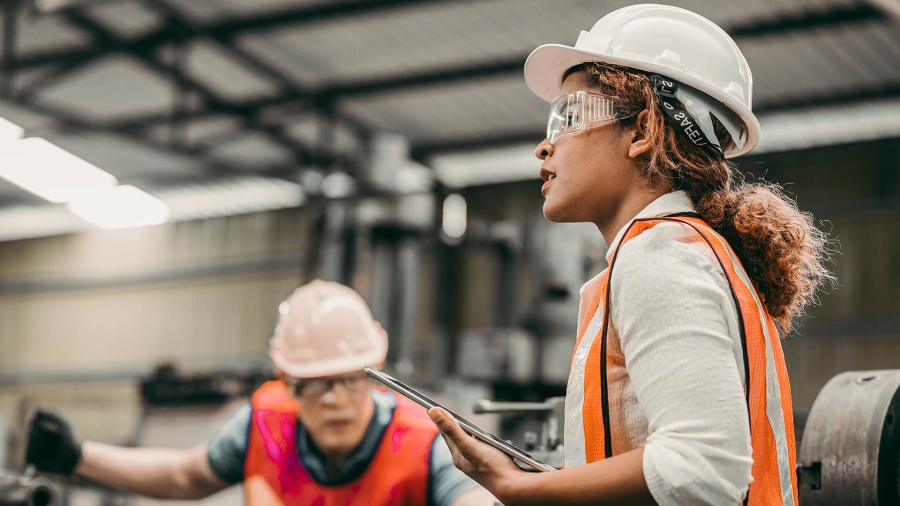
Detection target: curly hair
<box><xmin>565</xmin><ymin>62</ymin><xmax>836</xmax><ymax>334</ymax></box>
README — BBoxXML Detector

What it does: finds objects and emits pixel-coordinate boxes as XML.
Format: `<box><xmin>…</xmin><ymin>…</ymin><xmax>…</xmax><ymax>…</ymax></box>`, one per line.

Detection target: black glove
<box><xmin>25</xmin><ymin>407</ymin><xmax>82</xmax><ymax>476</ymax></box>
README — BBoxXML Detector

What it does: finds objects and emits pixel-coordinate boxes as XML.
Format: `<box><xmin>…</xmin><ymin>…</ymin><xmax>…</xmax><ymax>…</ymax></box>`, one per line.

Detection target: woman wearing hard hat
<box><xmin>26</xmin><ymin>280</ymin><xmax>496</xmax><ymax>506</ymax></box>
<box><xmin>430</xmin><ymin>5</ymin><xmax>833</xmax><ymax>506</ymax></box>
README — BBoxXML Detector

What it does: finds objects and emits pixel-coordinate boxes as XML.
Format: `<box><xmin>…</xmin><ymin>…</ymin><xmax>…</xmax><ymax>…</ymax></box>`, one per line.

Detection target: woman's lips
<box><xmin>539</xmin><ymin>167</ymin><xmax>556</xmax><ymax>196</ymax></box>
<box><xmin>541</xmin><ymin>177</ymin><xmax>554</xmax><ymax>195</ymax></box>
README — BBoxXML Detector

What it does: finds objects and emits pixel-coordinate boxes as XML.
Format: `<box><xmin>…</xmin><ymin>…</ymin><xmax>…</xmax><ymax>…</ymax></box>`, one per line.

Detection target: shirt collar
<box><xmin>579</xmin><ymin>191</ymin><xmax>695</xmax><ymax>298</ymax></box>
<box><xmin>604</xmin><ymin>191</ymin><xmax>695</xmax><ymax>262</ymax></box>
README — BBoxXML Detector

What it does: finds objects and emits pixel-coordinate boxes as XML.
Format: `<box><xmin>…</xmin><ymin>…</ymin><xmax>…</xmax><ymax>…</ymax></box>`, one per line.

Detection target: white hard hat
<box><xmin>269</xmin><ymin>280</ymin><xmax>388</xmax><ymax>379</ymax></box>
<box><xmin>524</xmin><ymin>4</ymin><xmax>759</xmax><ymax>157</ymax></box>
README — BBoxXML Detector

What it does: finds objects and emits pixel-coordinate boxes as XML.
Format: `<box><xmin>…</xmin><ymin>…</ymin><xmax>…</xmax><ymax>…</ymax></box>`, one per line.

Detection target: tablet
<box><xmin>365</xmin><ymin>368</ymin><xmax>557</xmax><ymax>472</ymax></box>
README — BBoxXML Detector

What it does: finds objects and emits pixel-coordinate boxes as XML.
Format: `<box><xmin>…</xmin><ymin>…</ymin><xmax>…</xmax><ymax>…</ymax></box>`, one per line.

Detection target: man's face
<box><xmin>288</xmin><ymin>370</ymin><xmax>375</xmax><ymax>459</ymax></box>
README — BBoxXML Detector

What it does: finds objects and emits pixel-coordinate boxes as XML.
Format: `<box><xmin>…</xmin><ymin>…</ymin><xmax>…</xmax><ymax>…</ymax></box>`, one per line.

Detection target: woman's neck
<box><xmin>595</xmin><ymin>187</ymin><xmax>669</xmax><ymax>246</ymax></box>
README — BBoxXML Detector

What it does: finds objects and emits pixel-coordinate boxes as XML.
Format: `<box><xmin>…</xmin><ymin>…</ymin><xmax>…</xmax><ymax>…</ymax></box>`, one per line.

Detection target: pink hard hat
<box><xmin>269</xmin><ymin>280</ymin><xmax>388</xmax><ymax>379</ymax></box>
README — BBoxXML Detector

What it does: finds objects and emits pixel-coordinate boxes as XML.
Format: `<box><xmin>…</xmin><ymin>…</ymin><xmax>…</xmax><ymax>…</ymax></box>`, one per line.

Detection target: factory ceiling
<box><xmin>0</xmin><ymin>0</ymin><xmax>898</xmax><ymax>210</ymax></box>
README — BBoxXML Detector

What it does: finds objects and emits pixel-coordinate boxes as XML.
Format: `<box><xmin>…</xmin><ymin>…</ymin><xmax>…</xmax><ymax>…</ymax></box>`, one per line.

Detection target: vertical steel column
<box><xmin>1</xmin><ymin>1</ymin><xmax>19</xmax><ymax>99</ymax></box>
<box><xmin>395</xmin><ymin>236</ymin><xmax>421</xmax><ymax>377</ymax></box>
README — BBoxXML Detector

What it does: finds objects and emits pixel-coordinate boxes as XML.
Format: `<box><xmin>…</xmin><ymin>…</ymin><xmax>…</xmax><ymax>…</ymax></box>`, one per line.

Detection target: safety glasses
<box><xmin>547</xmin><ymin>91</ymin><xmax>621</xmax><ymax>145</ymax></box>
<box><xmin>285</xmin><ymin>371</ymin><xmax>372</xmax><ymax>400</ymax></box>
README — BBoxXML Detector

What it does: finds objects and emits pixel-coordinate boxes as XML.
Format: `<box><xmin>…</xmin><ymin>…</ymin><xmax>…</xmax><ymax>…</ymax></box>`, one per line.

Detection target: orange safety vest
<box><xmin>244</xmin><ymin>381</ymin><xmax>438</xmax><ymax>506</ymax></box>
<box><xmin>572</xmin><ymin>215</ymin><xmax>798</xmax><ymax>506</ymax></box>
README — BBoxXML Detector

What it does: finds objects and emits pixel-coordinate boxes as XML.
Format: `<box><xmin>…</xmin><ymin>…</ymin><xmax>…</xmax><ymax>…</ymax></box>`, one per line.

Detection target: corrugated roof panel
<box><xmin>14</xmin><ymin>10</ymin><xmax>92</xmax><ymax>55</ymax></box>
<box><xmin>207</xmin><ymin>133</ymin><xmax>296</xmax><ymax>168</ymax></box>
<box><xmin>185</xmin><ymin>39</ymin><xmax>282</xmax><ymax>101</ymax></box>
<box><xmin>84</xmin><ymin>0</ymin><xmax>165</xmax><ymax>39</ymax></box>
<box><xmin>234</xmin><ymin>0</ymin><xmax>862</xmax><ymax>88</ymax></box>
<box><xmin>35</xmin><ymin>54</ymin><xmax>175</xmax><ymax>122</ymax></box>
<box><xmin>839</xmin><ymin>22</ymin><xmax>900</xmax><ymax>82</ymax></box>
<box><xmin>744</xmin><ymin>20</ymin><xmax>900</xmax><ymax>108</ymax></box>
<box><xmin>340</xmin><ymin>75</ymin><xmax>544</xmax><ymax>144</ymax></box>
<box><xmin>184</xmin><ymin>115</ymin><xmax>247</xmax><ymax>145</ymax></box>
<box><xmin>163</xmin><ymin>0</ymin><xmax>335</xmax><ymax>24</ymax></box>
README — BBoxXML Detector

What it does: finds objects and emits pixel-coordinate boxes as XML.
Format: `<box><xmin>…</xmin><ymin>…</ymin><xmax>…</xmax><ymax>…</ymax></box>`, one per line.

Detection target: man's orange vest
<box><xmin>244</xmin><ymin>381</ymin><xmax>439</xmax><ymax>506</ymax></box>
<box><xmin>573</xmin><ymin>216</ymin><xmax>799</xmax><ymax>506</ymax></box>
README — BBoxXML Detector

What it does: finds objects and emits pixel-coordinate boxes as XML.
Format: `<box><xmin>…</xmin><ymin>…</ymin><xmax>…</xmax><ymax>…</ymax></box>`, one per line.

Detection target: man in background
<box><xmin>25</xmin><ymin>280</ymin><xmax>496</xmax><ymax>506</ymax></box>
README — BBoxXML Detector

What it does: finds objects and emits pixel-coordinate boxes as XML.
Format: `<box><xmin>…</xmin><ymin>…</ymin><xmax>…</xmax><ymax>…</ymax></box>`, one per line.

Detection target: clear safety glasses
<box><xmin>547</xmin><ymin>91</ymin><xmax>621</xmax><ymax>145</ymax></box>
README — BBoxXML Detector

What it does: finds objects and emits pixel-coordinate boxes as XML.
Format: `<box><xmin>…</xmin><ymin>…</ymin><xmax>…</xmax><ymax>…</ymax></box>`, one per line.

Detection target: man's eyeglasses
<box><xmin>285</xmin><ymin>371</ymin><xmax>372</xmax><ymax>400</ymax></box>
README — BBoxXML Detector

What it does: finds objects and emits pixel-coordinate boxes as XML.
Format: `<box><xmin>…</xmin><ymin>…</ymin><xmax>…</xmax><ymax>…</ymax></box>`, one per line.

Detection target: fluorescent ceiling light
<box><xmin>321</xmin><ymin>172</ymin><xmax>356</xmax><ymax>198</ymax></box>
<box><xmin>0</xmin><ymin>116</ymin><xmax>24</xmax><ymax>142</ymax></box>
<box><xmin>755</xmin><ymin>97</ymin><xmax>900</xmax><ymax>155</ymax></box>
<box><xmin>442</xmin><ymin>193</ymin><xmax>467</xmax><ymax>239</ymax></box>
<box><xmin>0</xmin><ymin>137</ymin><xmax>118</xmax><ymax>203</ymax></box>
<box><xmin>67</xmin><ymin>185</ymin><xmax>170</xmax><ymax>230</ymax></box>
<box><xmin>432</xmin><ymin>144</ymin><xmax>541</xmax><ymax>188</ymax></box>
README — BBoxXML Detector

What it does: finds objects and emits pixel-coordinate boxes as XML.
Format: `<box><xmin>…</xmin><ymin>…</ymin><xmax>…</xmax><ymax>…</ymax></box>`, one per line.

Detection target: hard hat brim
<box><xmin>523</xmin><ymin>43</ymin><xmax>761</xmax><ymax>158</ymax></box>
<box><xmin>271</xmin><ymin>343</ymin><xmax>386</xmax><ymax>379</ymax></box>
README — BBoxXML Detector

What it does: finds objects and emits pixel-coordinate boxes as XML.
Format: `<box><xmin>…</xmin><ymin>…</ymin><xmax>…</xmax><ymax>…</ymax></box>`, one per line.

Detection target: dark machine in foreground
<box><xmin>0</xmin><ymin>471</ymin><xmax>57</xmax><ymax>506</ymax></box>
<box><xmin>798</xmin><ymin>369</ymin><xmax>900</xmax><ymax>506</ymax></box>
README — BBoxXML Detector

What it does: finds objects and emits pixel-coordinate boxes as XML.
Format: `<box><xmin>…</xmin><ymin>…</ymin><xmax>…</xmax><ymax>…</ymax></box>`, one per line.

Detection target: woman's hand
<box><xmin>428</xmin><ymin>407</ymin><xmax>525</xmax><ymax>495</ymax></box>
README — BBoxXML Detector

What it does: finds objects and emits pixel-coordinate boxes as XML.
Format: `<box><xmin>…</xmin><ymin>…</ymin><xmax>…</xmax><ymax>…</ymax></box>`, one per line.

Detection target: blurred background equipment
<box><xmin>0</xmin><ymin>0</ymin><xmax>897</xmax><ymax>503</ymax></box>
<box><xmin>472</xmin><ymin>397</ymin><xmax>566</xmax><ymax>470</ymax></box>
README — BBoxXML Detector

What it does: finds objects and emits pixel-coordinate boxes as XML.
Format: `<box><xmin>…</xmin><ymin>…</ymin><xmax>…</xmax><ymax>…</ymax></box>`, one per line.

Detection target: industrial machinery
<box><xmin>0</xmin><ymin>469</ymin><xmax>58</xmax><ymax>506</ymax></box>
<box><xmin>473</xmin><ymin>397</ymin><xmax>566</xmax><ymax>470</ymax></box>
<box><xmin>798</xmin><ymin>369</ymin><xmax>900</xmax><ymax>506</ymax></box>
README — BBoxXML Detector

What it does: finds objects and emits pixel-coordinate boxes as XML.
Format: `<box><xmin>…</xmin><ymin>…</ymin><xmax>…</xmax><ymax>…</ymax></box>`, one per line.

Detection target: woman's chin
<box><xmin>542</xmin><ymin>200</ymin><xmax>570</xmax><ymax>223</ymax></box>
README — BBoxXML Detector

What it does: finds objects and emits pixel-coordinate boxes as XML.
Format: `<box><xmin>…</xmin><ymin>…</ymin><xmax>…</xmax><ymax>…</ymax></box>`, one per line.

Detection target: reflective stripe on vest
<box><xmin>568</xmin><ymin>216</ymin><xmax>798</xmax><ymax>506</ymax></box>
<box><xmin>244</xmin><ymin>381</ymin><xmax>438</xmax><ymax>506</ymax></box>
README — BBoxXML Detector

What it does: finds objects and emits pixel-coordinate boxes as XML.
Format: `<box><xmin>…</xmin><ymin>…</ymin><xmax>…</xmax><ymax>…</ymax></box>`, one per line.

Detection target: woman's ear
<box><xmin>627</xmin><ymin>109</ymin><xmax>653</xmax><ymax>159</ymax></box>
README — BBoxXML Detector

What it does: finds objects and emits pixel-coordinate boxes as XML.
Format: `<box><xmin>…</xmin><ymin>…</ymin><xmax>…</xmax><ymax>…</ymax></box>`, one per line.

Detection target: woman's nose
<box><xmin>535</xmin><ymin>138</ymin><xmax>554</xmax><ymax>160</ymax></box>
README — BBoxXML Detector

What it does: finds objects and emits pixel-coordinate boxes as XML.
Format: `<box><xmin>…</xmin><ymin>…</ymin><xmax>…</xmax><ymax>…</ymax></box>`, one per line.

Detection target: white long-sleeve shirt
<box><xmin>567</xmin><ymin>191</ymin><xmax>753</xmax><ymax>505</ymax></box>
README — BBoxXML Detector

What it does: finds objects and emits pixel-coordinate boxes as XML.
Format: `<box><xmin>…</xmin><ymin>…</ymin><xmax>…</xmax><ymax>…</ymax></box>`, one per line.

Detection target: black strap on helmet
<box><xmin>650</xmin><ymin>75</ymin><xmax>725</xmax><ymax>159</ymax></box>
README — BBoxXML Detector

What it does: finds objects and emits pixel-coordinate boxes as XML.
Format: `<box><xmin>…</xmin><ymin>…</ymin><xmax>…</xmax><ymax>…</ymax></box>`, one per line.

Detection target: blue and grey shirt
<box><xmin>206</xmin><ymin>390</ymin><xmax>479</xmax><ymax>506</ymax></box>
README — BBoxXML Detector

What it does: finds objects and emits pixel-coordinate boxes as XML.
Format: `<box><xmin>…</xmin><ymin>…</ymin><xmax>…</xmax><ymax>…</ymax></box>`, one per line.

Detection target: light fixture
<box><xmin>442</xmin><ymin>193</ymin><xmax>467</xmax><ymax>240</ymax></box>
<box><xmin>321</xmin><ymin>171</ymin><xmax>356</xmax><ymax>198</ymax></box>
<box><xmin>0</xmin><ymin>116</ymin><xmax>24</xmax><ymax>142</ymax></box>
<box><xmin>67</xmin><ymin>185</ymin><xmax>170</xmax><ymax>230</ymax></box>
<box><xmin>0</xmin><ymin>137</ymin><xmax>118</xmax><ymax>203</ymax></box>
<box><xmin>395</xmin><ymin>162</ymin><xmax>434</xmax><ymax>194</ymax></box>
